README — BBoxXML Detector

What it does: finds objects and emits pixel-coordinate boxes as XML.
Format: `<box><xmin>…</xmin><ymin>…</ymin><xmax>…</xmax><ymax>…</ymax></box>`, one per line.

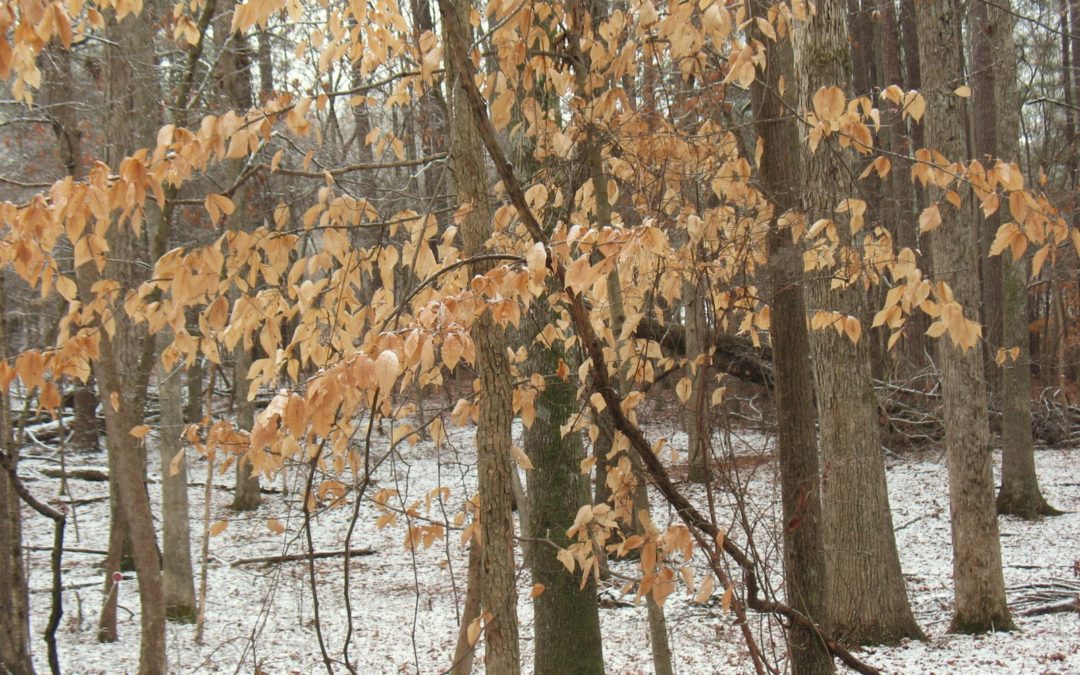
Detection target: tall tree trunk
<box><xmin>881</xmin><ymin>0</ymin><xmax>926</xmax><ymax>372</ymax></box>
<box><xmin>971</xmin><ymin>0</ymin><xmax>1003</xmax><ymax>390</ymax></box>
<box><xmin>443</xmin><ymin>2</ymin><xmax>520</xmax><ymax>670</ymax></box>
<box><xmin>916</xmin><ymin>0</ymin><xmax>1015</xmax><ymax>634</ymax></box>
<box><xmin>158</xmin><ymin>334</ymin><xmax>197</xmax><ymax>620</ymax></box>
<box><xmin>524</xmin><ymin>303</ymin><xmax>605</xmax><ymax>675</ymax></box>
<box><xmin>42</xmin><ymin>42</ymin><xmax>99</xmax><ymax>454</ymax></box>
<box><xmin>748</xmin><ymin>3</ymin><xmax>834</xmax><ymax>672</ymax></box>
<box><xmin>216</xmin><ymin>6</ymin><xmax>263</xmax><ymax>512</ymax></box>
<box><xmin>992</xmin><ymin>0</ymin><xmax>1060</xmax><ymax>518</ymax></box>
<box><xmin>794</xmin><ymin>0</ymin><xmax>923</xmax><ymax>645</ymax></box>
<box><xmin>81</xmin><ymin>9</ymin><xmax>169</xmax><ymax>672</ymax></box>
<box><xmin>0</xmin><ymin>272</ymin><xmax>34</xmax><ymax>674</ymax></box>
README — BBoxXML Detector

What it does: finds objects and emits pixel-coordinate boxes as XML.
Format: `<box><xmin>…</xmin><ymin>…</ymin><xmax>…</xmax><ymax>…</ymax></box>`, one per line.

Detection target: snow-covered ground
<box><xmin>16</xmin><ymin>416</ymin><xmax>1080</xmax><ymax>674</ymax></box>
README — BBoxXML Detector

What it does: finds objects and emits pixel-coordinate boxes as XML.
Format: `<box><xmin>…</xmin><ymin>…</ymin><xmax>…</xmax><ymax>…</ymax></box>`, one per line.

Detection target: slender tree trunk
<box><xmin>971</xmin><ymin>0</ymin><xmax>1003</xmax><ymax>389</ymax></box>
<box><xmin>450</xmin><ymin>542</ymin><xmax>482</xmax><ymax>675</ymax></box>
<box><xmin>916</xmin><ymin>0</ymin><xmax>1015</xmax><ymax>634</ymax></box>
<box><xmin>42</xmin><ymin>42</ymin><xmax>99</xmax><ymax>454</ymax></box>
<box><xmin>794</xmin><ymin>0</ymin><xmax>923</xmax><ymax>645</ymax></box>
<box><xmin>992</xmin><ymin>0</ymin><xmax>1060</xmax><ymax>518</ymax></box>
<box><xmin>684</xmin><ymin>276</ymin><xmax>711</xmax><ymax>483</ymax></box>
<box><xmin>881</xmin><ymin>0</ymin><xmax>926</xmax><ymax>372</ymax></box>
<box><xmin>214</xmin><ymin>7</ymin><xmax>263</xmax><ymax>512</ymax></box>
<box><xmin>1070</xmin><ymin>0</ymin><xmax>1080</xmax><ymax>226</ymax></box>
<box><xmin>158</xmin><ymin>335</ymin><xmax>197</xmax><ymax>620</ymax></box>
<box><xmin>0</xmin><ymin>272</ymin><xmax>34</xmax><ymax>674</ymax></box>
<box><xmin>748</xmin><ymin>3</ymin><xmax>834</xmax><ymax>671</ymax></box>
<box><xmin>443</xmin><ymin>1</ymin><xmax>520</xmax><ymax>670</ymax></box>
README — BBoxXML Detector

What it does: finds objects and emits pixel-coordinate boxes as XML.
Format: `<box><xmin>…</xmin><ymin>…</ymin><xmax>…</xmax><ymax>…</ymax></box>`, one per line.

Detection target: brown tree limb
<box><xmin>230</xmin><ymin>548</ymin><xmax>375</xmax><ymax>567</ymax></box>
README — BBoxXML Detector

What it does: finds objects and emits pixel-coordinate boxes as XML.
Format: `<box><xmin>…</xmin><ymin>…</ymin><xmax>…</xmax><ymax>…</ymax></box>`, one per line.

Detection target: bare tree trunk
<box><xmin>916</xmin><ymin>0</ymin><xmax>1015</xmax><ymax>634</ymax></box>
<box><xmin>41</xmin><ymin>42</ymin><xmax>99</xmax><ymax>454</ymax></box>
<box><xmin>443</xmin><ymin>1</ymin><xmax>520</xmax><ymax>670</ymax></box>
<box><xmin>971</xmin><ymin>0</ymin><xmax>1003</xmax><ymax>389</ymax></box>
<box><xmin>992</xmin><ymin>0</ymin><xmax>1060</xmax><ymax>518</ymax></box>
<box><xmin>0</xmin><ymin>272</ymin><xmax>34</xmax><ymax>674</ymax></box>
<box><xmin>213</xmin><ymin>4</ymin><xmax>263</xmax><ymax>512</ymax></box>
<box><xmin>794</xmin><ymin>0</ymin><xmax>923</xmax><ymax>645</ymax></box>
<box><xmin>450</xmin><ymin>543</ymin><xmax>482</xmax><ymax>675</ymax></box>
<box><xmin>80</xmin><ymin>10</ymin><xmax>168</xmax><ymax>672</ymax></box>
<box><xmin>684</xmin><ymin>276</ymin><xmax>711</xmax><ymax>483</ymax></box>
<box><xmin>158</xmin><ymin>334</ymin><xmax>197</xmax><ymax>620</ymax></box>
<box><xmin>524</xmin><ymin>306</ymin><xmax>605</xmax><ymax>674</ymax></box>
<box><xmin>748</xmin><ymin>4</ymin><xmax>834</xmax><ymax>671</ymax></box>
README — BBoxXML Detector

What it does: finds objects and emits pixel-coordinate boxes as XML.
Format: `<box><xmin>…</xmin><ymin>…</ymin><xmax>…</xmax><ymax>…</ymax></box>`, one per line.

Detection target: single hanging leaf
<box><xmin>918</xmin><ymin>204</ymin><xmax>942</xmax><ymax>233</ymax></box>
<box><xmin>694</xmin><ymin>573</ymin><xmax>715</xmax><ymax>604</ymax></box>
<box><xmin>375</xmin><ymin>349</ymin><xmax>400</xmax><ymax>395</ymax></box>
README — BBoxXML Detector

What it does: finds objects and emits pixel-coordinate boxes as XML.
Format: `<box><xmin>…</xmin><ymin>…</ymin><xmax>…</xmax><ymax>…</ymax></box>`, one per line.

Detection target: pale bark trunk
<box><xmin>748</xmin><ymin>3</ymin><xmax>834</xmax><ymax>670</ymax></box>
<box><xmin>444</xmin><ymin>1</ymin><xmax>520</xmax><ymax>670</ymax></box>
<box><xmin>992</xmin><ymin>0</ymin><xmax>1059</xmax><ymax>518</ymax></box>
<box><xmin>916</xmin><ymin>0</ymin><xmax>1015</xmax><ymax>634</ymax></box>
<box><xmin>158</xmin><ymin>334</ymin><xmax>197</xmax><ymax>620</ymax></box>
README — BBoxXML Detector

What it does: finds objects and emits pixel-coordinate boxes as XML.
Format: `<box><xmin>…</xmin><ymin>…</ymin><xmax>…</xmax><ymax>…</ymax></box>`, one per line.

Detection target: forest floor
<box><xmin>15</xmin><ymin>404</ymin><xmax>1080</xmax><ymax>674</ymax></box>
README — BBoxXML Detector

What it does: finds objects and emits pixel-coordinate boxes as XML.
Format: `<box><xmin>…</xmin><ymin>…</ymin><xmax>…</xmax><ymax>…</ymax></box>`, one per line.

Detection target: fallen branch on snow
<box><xmin>230</xmin><ymin>548</ymin><xmax>375</xmax><ymax>567</ymax></box>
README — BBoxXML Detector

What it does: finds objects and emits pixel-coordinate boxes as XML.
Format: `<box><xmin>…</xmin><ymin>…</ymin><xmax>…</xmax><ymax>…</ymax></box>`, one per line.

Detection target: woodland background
<box><xmin>1</xmin><ymin>0</ymin><xmax>1079</xmax><ymax>673</ymax></box>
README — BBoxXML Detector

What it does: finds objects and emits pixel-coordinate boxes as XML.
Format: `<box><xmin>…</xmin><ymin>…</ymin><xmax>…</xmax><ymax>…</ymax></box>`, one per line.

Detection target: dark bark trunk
<box><xmin>749</xmin><ymin>3</ymin><xmax>834</xmax><ymax>671</ymax></box>
<box><xmin>524</xmin><ymin>305</ymin><xmax>605</xmax><ymax>675</ymax></box>
<box><xmin>0</xmin><ymin>272</ymin><xmax>34</xmax><ymax>674</ymax></box>
<box><xmin>971</xmin><ymin>0</ymin><xmax>1003</xmax><ymax>390</ymax></box>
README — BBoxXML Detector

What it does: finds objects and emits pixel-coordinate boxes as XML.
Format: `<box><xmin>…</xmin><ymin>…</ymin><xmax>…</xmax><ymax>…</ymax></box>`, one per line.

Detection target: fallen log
<box><xmin>230</xmin><ymin>548</ymin><xmax>375</xmax><ymax>567</ymax></box>
<box><xmin>40</xmin><ymin>467</ymin><xmax>108</xmax><ymax>481</ymax></box>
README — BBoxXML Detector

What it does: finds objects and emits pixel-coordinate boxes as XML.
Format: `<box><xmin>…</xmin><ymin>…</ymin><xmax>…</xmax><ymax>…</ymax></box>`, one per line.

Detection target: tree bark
<box><xmin>749</xmin><ymin>2</ymin><xmax>834</xmax><ymax>671</ymax></box>
<box><xmin>794</xmin><ymin>0</ymin><xmax>923</xmax><ymax>645</ymax></box>
<box><xmin>524</xmin><ymin>305</ymin><xmax>605</xmax><ymax>675</ymax></box>
<box><xmin>991</xmin><ymin>0</ymin><xmax>1059</xmax><ymax>518</ymax></box>
<box><xmin>450</xmin><ymin>542</ymin><xmax>482</xmax><ymax>675</ymax></box>
<box><xmin>684</xmin><ymin>276</ymin><xmax>711</xmax><ymax>483</ymax></box>
<box><xmin>971</xmin><ymin>0</ymin><xmax>1003</xmax><ymax>389</ymax></box>
<box><xmin>158</xmin><ymin>335</ymin><xmax>197</xmax><ymax>621</ymax></box>
<box><xmin>216</xmin><ymin>5</ymin><xmax>263</xmax><ymax>513</ymax></box>
<box><xmin>916</xmin><ymin>0</ymin><xmax>1015</xmax><ymax>634</ymax></box>
<box><xmin>81</xmin><ymin>9</ymin><xmax>168</xmax><ymax>672</ymax></box>
<box><xmin>0</xmin><ymin>271</ymin><xmax>34</xmax><ymax>674</ymax></box>
<box><xmin>443</xmin><ymin>1</ymin><xmax>520</xmax><ymax>670</ymax></box>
